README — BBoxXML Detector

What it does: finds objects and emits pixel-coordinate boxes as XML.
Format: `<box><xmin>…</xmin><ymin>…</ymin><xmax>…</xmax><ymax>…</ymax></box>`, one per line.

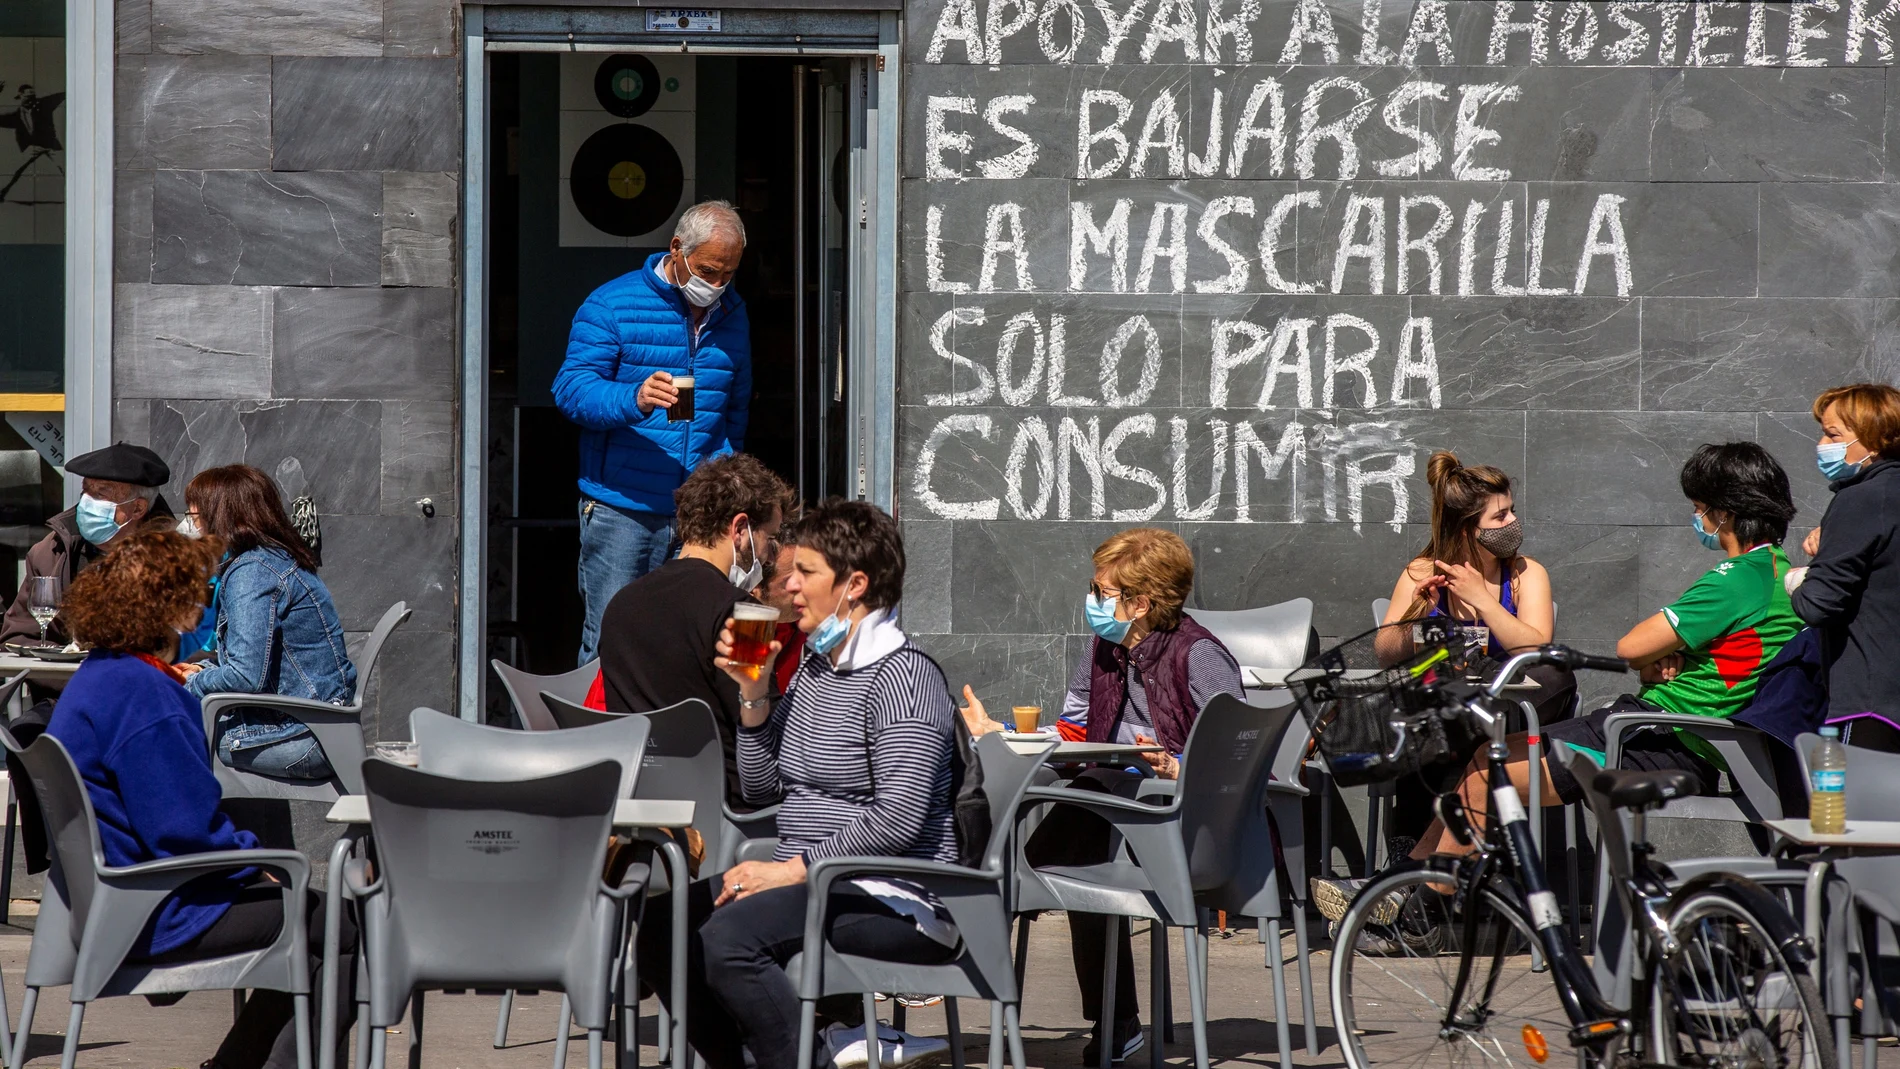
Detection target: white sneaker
<box><xmin>823</xmin><ymin>1022</ymin><xmax>951</xmax><ymax>1069</ymax></box>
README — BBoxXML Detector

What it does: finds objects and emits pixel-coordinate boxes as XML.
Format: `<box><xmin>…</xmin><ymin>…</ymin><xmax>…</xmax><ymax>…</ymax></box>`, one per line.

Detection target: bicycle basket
<box><xmin>1285</xmin><ymin>620</ymin><xmax>1479</xmax><ymax>787</ymax></box>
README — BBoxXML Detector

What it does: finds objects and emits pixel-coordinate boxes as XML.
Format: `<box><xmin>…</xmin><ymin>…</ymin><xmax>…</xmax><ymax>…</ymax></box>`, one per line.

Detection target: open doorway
<box><xmin>482</xmin><ymin>50</ymin><xmax>866</xmax><ymax>692</ymax></box>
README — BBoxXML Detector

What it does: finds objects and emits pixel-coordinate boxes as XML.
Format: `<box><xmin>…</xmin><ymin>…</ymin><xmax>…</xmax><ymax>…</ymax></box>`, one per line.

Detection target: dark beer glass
<box><xmin>670</xmin><ymin>375</ymin><xmax>696</xmax><ymax>422</ymax></box>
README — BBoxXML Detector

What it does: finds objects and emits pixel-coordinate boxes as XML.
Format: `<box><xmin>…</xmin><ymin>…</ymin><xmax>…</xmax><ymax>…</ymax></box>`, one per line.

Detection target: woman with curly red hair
<box><xmin>48</xmin><ymin>528</ymin><xmax>346</xmax><ymax>1069</ymax></box>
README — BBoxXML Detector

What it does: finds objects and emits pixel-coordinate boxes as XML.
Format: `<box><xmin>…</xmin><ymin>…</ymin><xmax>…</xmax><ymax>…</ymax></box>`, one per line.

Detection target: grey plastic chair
<box><xmin>545</xmin><ymin>691</ymin><xmax>621</xmax><ymax>730</ymax></box>
<box><xmin>1603</xmin><ymin>710</ymin><xmax>1787</xmax><ymax>838</ymax></box>
<box><xmin>624</xmin><ymin>698</ymin><xmax>781</xmax><ymax>873</ymax></box>
<box><xmin>200</xmin><ymin>601</ymin><xmax>411</xmax><ymax>802</ymax></box>
<box><xmin>14</xmin><ymin>734</ymin><xmax>314</xmax><ymax>1069</ymax></box>
<box><xmin>1189</xmin><ymin>599</ymin><xmax>1314</xmax><ymax>690</ymax></box>
<box><xmin>1371</xmin><ymin>598</ymin><xmax>1391</xmax><ymax>627</ymax></box>
<box><xmin>493</xmin><ymin>659</ymin><xmax>600</xmax><ymax>732</ymax></box>
<box><xmin>343</xmin><ymin>758</ymin><xmax>645</xmax><ymax>1069</ymax></box>
<box><xmin>407</xmin><ymin>707</ymin><xmax>652</xmax><ymax>1066</ymax></box>
<box><xmin>1014</xmin><ymin>695</ymin><xmax>1282</xmax><ymax>1069</ymax></box>
<box><xmin>787</xmin><ymin>733</ymin><xmax>1056</xmax><ymax>1069</ymax></box>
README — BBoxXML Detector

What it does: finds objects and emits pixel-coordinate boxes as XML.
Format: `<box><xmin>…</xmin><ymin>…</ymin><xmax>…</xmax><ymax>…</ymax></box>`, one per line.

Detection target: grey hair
<box><xmin>129</xmin><ymin>484</ymin><xmax>159</xmax><ymax>504</ymax></box>
<box><xmin>673</xmin><ymin>200</ymin><xmax>746</xmax><ymax>255</ymax></box>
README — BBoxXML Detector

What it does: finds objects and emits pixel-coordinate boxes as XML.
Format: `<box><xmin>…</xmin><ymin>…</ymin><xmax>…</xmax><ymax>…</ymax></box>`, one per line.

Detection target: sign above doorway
<box><xmin>645</xmin><ymin>9</ymin><xmax>722</xmax><ymax>32</ymax></box>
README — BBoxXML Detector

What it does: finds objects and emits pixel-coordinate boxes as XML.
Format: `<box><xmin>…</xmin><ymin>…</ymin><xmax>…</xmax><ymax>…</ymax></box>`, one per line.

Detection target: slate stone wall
<box><xmin>110</xmin><ymin>0</ymin><xmax>462</xmax><ymax>737</ymax></box>
<box><xmin>897</xmin><ymin>0</ymin><xmax>1896</xmax><ymax>709</ymax></box>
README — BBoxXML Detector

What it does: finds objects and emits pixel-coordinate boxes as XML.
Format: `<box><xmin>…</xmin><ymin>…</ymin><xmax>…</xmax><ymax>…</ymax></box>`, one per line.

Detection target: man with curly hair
<box><xmin>597</xmin><ymin>452</ymin><xmax>791</xmax><ymax>808</ymax></box>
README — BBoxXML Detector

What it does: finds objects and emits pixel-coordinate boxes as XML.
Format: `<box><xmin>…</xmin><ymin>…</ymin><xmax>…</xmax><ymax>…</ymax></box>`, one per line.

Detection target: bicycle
<box><xmin>1290</xmin><ymin>622</ymin><xmax>1834</xmax><ymax>1069</ymax></box>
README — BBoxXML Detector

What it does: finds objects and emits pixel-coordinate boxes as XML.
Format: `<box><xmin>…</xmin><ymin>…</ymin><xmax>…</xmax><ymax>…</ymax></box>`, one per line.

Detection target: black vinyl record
<box><xmin>594</xmin><ymin>54</ymin><xmax>662</xmax><ymax>118</ymax></box>
<box><xmin>569</xmin><ymin>123</ymin><xmax>685</xmax><ymax>238</ymax></box>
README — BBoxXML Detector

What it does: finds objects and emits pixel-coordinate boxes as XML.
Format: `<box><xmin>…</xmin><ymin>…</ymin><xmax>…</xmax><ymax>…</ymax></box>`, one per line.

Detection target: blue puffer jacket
<box><xmin>554</xmin><ymin>252</ymin><xmax>752</xmax><ymax>515</ymax></box>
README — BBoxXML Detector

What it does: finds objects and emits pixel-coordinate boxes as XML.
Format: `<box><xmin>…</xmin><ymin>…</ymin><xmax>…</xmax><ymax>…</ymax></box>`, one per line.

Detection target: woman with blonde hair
<box><xmin>961</xmin><ymin>528</ymin><xmax>1242</xmax><ymax>1064</ymax></box>
<box><xmin>1791</xmin><ymin>383</ymin><xmax>1900</xmax><ymax>733</ymax></box>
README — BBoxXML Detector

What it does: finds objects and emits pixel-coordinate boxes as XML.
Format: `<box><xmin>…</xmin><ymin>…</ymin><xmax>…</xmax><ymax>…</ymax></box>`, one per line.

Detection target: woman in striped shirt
<box><xmin>962</xmin><ymin>528</ymin><xmax>1242</xmax><ymax>1065</ymax></box>
<box><xmin>635</xmin><ymin>498</ymin><xmax>960</xmax><ymax>1069</ymax></box>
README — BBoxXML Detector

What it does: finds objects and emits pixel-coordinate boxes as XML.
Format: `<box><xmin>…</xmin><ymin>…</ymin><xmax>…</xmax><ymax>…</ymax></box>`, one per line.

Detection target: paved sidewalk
<box><xmin>0</xmin><ymin>914</ymin><xmax>1334</xmax><ymax>1069</ymax></box>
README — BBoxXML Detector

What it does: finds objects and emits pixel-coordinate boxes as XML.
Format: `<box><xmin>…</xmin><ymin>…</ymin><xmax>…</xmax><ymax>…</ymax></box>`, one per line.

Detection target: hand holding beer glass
<box><xmin>725</xmin><ymin>603</ymin><xmax>781</xmax><ymax>681</ymax></box>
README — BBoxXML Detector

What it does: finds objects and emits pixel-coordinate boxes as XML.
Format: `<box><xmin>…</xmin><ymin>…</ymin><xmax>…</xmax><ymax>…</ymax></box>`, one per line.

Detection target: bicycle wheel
<box><xmin>1333</xmin><ymin>867</ymin><xmax>1571</xmax><ymax>1069</ymax></box>
<box><xmin>1647</xmin><ymin>887</ymin><xmax>1835</xmax><ymax>1069</ymax></box>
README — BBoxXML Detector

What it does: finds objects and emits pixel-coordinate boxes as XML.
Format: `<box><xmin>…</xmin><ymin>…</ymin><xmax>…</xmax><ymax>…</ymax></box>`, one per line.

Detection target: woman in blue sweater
<box><xmin>49</xmin><ymin>527</ymin><xmax>347</xmax><ymax>1068</ymax></box>
<box><xmin>177</xmin><ymin>465</ymin><xmax>355</xmax><ymax>781</ymax></box>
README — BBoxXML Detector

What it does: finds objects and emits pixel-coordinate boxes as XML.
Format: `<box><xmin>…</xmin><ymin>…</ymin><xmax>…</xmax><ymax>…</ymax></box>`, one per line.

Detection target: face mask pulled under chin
<box><xmin>810</xmin><ymin>598</ymin><xmax>854</xmax><ymax>654</ymax></box>
<box><xmin>728</xmin><ymin>525</ymin><xmax>763</xmax><ymax>590</ymax></box>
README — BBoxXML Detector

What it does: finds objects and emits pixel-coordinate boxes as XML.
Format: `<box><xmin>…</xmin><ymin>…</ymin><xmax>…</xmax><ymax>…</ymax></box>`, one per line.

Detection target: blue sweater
<box><xmin>48</xmin><ymin>652</ymin><xmax>258</xmax><ymax>956</ymax></box>
<box><xmin>553</xmin><ymin>252</ymin><xmax>752</xmax><ymax>515</ymax></box>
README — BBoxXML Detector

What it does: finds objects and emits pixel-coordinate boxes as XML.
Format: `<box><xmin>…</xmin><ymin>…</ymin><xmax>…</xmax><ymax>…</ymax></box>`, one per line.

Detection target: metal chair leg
<box><xmin>1182</xmin><ymin>925</ymin><xmax>1210</xmax><ymax>1069</ymax></box>
<box><xmin>1148</xmin><ymin>923</ymin><xmax>1164</xmax><ymax>1069</ymax></box>
<box><xmin>987</xmin><ymin>1001</ymin><xmax>1004</xmax><ymax>1069</ymax></box>
<box><xmin>657</xmin><ymin>1004</ymin><xmax>671</xmax><ymax>1061</ymax></box>
<box><xmin>234</xmin><ymin>989</ymin><xmax>247</xmax><ymax>1019</ymax></box>
<box><xmin>10</xmin><ymin>985</ymin><xmax>38</xmax><ymax>1069</ymax></box>
<box><xmin>555</xmin><ymin>994</ymin><xmax>573</xmax><ymax>1069</ymax></box>
<box><xmin>409</xmin><ymin>991</ymin><xmax>424</xmax><ymax>1069</ymax></box>
<box><xmin>1002</xmin><ymin>1003</ymin><xmax>1028</xmax><ymax>1069</ymax></box>
<box><xmin>1159</xmin><ymin>933</ymin><xmax>1175</xmax><ymax>1045</ymax></box>
<box><xmin>1316</xmin><ymin>769</ymin><xmax>1334</xmax><ymax>880</ymax></box>
<box><xmin>1265</xmin><ymin>918</ymin><xmax>1292</xmax><ymax>1067</ymax></box>
<box><xmin>863</xmin><ymin>993</ymin><xmax>883</xmax><ymax>1069</ymax></box>
<box><xmin>496</xmin><ymin>989</ymin><xmax>516</xmax><ymax>1048</ymax></box>
<box><xmin>589</xmin><ymin>1028</ymin><xmax>605</xmax><ymax>1069</ymax></box>
<box><xmin>57</xmin><ymin>1002</ymin><xmax>83</xmax><ymax>1069</ymax></box>
<box><xmin>1012</xmin><ymin>916</ymin><xmax>1030</xmax><ymax>991</ymax></box>
<box><xmin>371</xmin><ymin>1024</ymin><xmax>388</xmax><ymax>1069</ymax></box>
<box><xmin>796</xmin><ymin>998</ymin><xmax>819</xmax><ymax>1069</ymax></box>
<box><xmin>946</xmin><ymin>997</ymin><xmax>965</xmax><ymax>1069</ymax></box>
<box><xmin>1291</xmin><ymin>902</ymin><xmax>1317</xmax><ymax>1055</ymax></box>
<box><xmin>294</xmin><ymin>992</ymin><xmax>313</xmax><ymax>1069</ymax></box>
<box><xmin>1099</xmin><ymin>917</ymin><xmax>1121</xmax><ymax>1069</ymax></box>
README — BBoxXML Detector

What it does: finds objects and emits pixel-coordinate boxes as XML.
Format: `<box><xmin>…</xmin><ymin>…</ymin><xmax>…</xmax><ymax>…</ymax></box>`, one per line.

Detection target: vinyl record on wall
<box><xmin>568</xmin><ymin>123</ymin><xmax>686</xmax><ymax>237</ymax></box>
<box><xmin>593</xmin><ymin>54</ymin><xmax>662</xmax><ymax>118</ymax></box>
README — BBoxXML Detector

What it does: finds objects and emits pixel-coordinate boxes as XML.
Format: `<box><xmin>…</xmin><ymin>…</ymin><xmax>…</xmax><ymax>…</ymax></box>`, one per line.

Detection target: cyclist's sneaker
<box><xmin>1311</xmin><ymin>876</ymin><xmax>1408</xmax><ymax>926</ymax></box>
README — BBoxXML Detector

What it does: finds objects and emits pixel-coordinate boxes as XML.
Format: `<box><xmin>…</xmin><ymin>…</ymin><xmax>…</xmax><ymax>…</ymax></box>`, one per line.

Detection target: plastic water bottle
<box><xmin>1809</xmin><ymin>726</ymin><xmax>1847</xmax><ymax>836</ymax></box>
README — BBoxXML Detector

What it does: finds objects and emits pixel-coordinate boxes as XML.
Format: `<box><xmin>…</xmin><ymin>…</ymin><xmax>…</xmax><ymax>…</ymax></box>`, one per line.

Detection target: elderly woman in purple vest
<box><xmin>960</xmin><ymin>527</ymin><xmax>1241</xmax><ymax>1064</ymax></box>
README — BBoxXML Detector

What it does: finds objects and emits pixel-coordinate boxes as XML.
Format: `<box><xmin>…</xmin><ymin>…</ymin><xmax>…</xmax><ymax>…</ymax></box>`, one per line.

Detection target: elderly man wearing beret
<box><xmin>1</xmin><ymin>442</ymin><xmax>175</xmax><ymax>647</ymax></box>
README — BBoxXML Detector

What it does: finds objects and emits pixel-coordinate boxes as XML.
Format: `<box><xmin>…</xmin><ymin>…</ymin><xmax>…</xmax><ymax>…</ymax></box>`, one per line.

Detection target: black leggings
<box><xmin>133</xmin><ymin>882</ymin><xmax>356</xmax><ymax>1069</ymax></box>
<box><xmin>636</xmin><ymin>876</ymin><xmax>956</xmax><ymax>1069</ymax></box>
<box><xmin>1022</xmin><ymin>768</ymin><xmax>1151</xmax><ymax>1026</ymax></box>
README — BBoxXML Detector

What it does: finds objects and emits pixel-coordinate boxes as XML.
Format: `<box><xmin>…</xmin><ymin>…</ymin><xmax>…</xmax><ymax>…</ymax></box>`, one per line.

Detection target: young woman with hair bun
<box><xmin>1379</xmin><ymin>450</ymin><xmax>1555</xmax><ymax>657</ymax></box>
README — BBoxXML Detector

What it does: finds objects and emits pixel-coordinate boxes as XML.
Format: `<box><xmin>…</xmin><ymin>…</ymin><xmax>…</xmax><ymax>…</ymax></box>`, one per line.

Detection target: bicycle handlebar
<box><xmin>1484</xmin><ymin>644</ymin><xmax>1625</xmax><ymax>699</ymax></box>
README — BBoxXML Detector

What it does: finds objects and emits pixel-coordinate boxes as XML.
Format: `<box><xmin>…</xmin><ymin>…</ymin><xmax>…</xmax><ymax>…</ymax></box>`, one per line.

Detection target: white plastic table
<box><xmin>1002</xmin><ymin>737</ymin><xmax>1164</xmax><ymax>760</ymax></box>
<box><xmin>324</xmin><ymin>794</ymin><xmax>695</xmax><ymax>828</ymax></box>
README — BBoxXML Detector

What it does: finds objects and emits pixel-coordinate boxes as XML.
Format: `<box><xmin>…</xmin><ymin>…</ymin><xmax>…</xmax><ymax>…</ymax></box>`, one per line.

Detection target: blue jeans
<box><xmin>215</xmin><ymin>709</ymin><xmax>337</xmax><ymax>781</ymax></box>
<box><xmin>578</xmin><ymin>497</ymin><xmax>675</xmax><ymax>664</ymax></box>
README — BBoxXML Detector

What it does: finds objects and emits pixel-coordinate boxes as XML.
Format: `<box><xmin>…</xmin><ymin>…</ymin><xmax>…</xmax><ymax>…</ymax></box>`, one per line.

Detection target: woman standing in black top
<box><xmin>1791</xmin><ymin>384</ymin><xmax>1900</xmax><ymax>732</ymax></box>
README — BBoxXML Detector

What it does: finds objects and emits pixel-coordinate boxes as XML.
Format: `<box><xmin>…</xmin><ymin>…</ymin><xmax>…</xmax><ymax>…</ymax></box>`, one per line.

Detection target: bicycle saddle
<box><xmin>1590</xmin><ymin>767</ymin><xmax>1701</xmax><ymax>810</ymax></box>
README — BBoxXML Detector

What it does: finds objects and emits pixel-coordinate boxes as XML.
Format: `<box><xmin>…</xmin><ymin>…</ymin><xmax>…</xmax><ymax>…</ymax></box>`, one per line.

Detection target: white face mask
<box><xmin>728</xmin><ymin>523</ymin><xmax>763</xmax><ymax>591</ymax></box>
<box><xmin>176</xmin><ymin>515</ymin><xmax>202</xmax><ymax>539</ymax></box>
<box><xmin>674</xmin><ymin>252</ymin><xmax>728</xmax><ymax>308</ymax></box>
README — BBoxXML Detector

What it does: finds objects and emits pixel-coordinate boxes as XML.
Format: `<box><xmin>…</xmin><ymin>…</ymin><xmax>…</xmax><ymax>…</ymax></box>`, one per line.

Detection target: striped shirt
<box><xmin>737</xmin><ymin>641</ymin><xmax>958</xmax><ymax>866</ymax></box>
<box><xmin>1060</xmin><ymin>637</ymin><xmax>1243</xmax><ymax>745</ymax></box>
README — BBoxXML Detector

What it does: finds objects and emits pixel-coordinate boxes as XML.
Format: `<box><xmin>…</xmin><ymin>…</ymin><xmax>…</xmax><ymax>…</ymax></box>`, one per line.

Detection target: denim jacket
<box><xmin>186</xmin><ymin>547</ymin><xmax>355</xmax><ymax>705</ymax></box>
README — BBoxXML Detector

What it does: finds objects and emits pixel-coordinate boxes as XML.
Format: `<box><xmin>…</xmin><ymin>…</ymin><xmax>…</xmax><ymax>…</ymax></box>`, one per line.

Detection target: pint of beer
<box><xmin>1011</xmin><ymin>705</ymin><xmax>1043</xmax><ymax>734</ymax></box>
<box><xmin>728</xmin><ymin>602</ymin><xmax>780</xmax><ymax>680</ymax></box>
<box><xmin>670</xmin><ymin>375</ymin><xmax>696</xmax><ymax>422</ymax></box>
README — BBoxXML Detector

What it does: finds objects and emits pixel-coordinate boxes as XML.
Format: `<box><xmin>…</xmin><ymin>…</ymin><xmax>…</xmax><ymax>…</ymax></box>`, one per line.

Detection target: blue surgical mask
<box><xmin>1817</xmin><ymin>439</ymin><xmax>1864</xmax><ymax>482</ymax></box>
<box><xmin>809</xmin><ymin>598</ymin><xmax>854</xmax><ymax>654</ymax></box>
<box><xmin>76</xmin><ymin>493</ymin><xmax>126</xmax><ymax>545</ymax></box>
<box><xmin>1085</xmin><ymin>593</ymin><xmax>1133</xmax><ymax>644</ymax></box>
<box><xmin>1692</xmin><ymin>510</ymin><xmax>1724</xmax><ymax>551</ymax></box>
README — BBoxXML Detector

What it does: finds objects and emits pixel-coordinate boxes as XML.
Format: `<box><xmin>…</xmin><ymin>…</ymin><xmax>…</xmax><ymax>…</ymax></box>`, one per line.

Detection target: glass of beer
<box><xmin>1010</xmin><ymin>704</ymin><xmax>1043</xmax><ymax>734</ymax></box>
<box><xmin>728</xmin><ymin>602</ymin><xmax>780</xmax><ymax>680</ymax></box>
<box><xmin>669</xmin><ymin>375</ymin><xmax>696</xmax><ymax>422</ymax></box>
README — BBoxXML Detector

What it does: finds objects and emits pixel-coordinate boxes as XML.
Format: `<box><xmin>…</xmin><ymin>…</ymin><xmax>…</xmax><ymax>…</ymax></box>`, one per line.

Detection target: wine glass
<box><xmin>26</xmin><ymin>576</ymin><xmax>60</xmax><ymax>644</ymax></box>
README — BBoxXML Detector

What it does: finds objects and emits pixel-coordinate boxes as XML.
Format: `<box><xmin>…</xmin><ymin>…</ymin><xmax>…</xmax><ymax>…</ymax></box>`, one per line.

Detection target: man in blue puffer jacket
<box><xmin>555</xmin><ymin>200</ymin><xmax>752</xmax><ymax>663</ymax></box>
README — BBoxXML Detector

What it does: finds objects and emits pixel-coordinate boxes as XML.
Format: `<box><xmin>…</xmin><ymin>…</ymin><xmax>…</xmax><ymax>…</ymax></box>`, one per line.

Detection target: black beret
<box><xmin>65</xmin><ymin>442</ymin><xmax>170</xmax><ymax>487</ymax></box>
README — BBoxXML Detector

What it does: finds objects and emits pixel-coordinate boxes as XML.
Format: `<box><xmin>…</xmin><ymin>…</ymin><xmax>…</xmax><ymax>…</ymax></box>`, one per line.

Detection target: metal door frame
<box><xmin>456</xmin><ymin>6</ymin><xmax>900</xmax><ymax>719</ymax></box>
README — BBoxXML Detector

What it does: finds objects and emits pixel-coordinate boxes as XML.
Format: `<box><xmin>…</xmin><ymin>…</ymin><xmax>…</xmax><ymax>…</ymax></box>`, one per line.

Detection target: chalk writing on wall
<box><xmin>902</xmin><ymin>0</ymin><xmax>1895</xmax><ymax>532</ymax></box>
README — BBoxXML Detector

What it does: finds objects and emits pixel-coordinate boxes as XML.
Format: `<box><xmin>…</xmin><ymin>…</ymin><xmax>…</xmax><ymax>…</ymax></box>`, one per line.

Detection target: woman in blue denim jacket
<box><xmin>178</xmin><ymin>465</ymin><xmax>356</xmax><ymax>781</ymax></box>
